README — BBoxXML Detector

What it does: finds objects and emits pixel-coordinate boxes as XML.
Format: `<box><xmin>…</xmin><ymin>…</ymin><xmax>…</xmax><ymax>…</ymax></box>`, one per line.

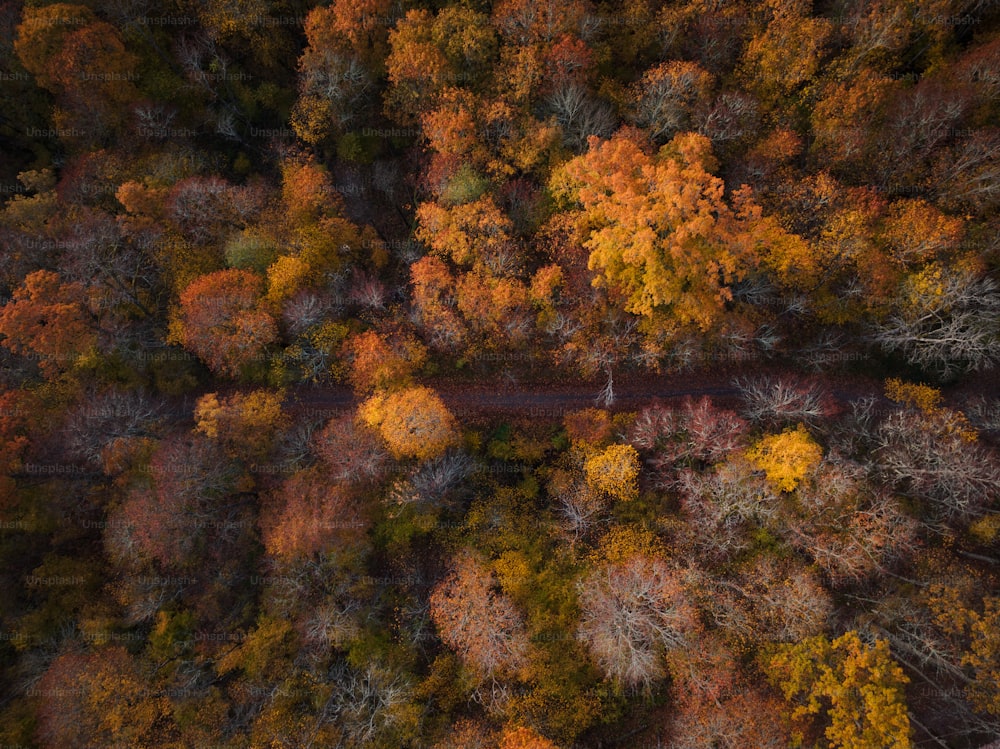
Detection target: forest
<box><xmin>1</xmin><ymin>0</ymin><xmax>1000</xmax><ymax>747</ymax></box>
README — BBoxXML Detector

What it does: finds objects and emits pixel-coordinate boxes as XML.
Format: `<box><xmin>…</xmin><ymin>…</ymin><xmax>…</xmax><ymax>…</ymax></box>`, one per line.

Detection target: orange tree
<box><xmin>550</xmin><ymin>129</ymin><xmax>761</xmax><ymax>334</ymax></box>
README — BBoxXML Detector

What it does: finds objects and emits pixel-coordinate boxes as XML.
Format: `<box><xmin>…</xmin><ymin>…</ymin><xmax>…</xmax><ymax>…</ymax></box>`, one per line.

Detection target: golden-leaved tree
<box><xmin>584</xmin><ymin>444</ymin><xmax>641</xmax><ymax>502</ymax></box>
<box><xmin>359</xmin><ymin>385</ymin><xmax>459</xmax><ymax>460</ymax></box>
<box><xmin>746</xmin><ymin>424</ymin><xmax>823</xmax><ymax>493</ymax></box>
<box><xmin>550</xmin><ymin>129</ymin><xmax>760</xmax><ymax>333</ymax></box>
<box><xmin>763</xmin><ymin>631</ymin><xmax>912</xmax><ymax>749</ymax></box>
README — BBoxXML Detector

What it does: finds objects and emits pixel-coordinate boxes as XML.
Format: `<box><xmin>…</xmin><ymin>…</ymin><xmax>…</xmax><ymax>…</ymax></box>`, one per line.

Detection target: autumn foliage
<box><xmin>430</xmin><ymin>551</ymin><xmax>530</xmax><ymax>677</ymax></box>
<box><xmin>260</xmin><ymin>466</ymin><xmax>365</xmax><ymax>560</ymax></box>
<box><xmin>764</xmin><ymin>631</ymin><xmax>912</xmax><ymax>749</ymax></box>
<box><xmin>551</xmin><ymin>129</ymin><xmax>759</xmax><ymax>331</ymax></box>
<box><xmin>583</xmin><ymin>444</ymin><xmax>640</xmax><ymax>502</ymax></box>
<box><xmin>4</xmin><ymin>2</ymin><xmax>1000</xmax><ymax>747</ymax></box>
<box><xmin>0</xmin><ymin>270</ymin><xmax>95</xmax><ymax>376</ymax></box>
<box><xmin>171</xmin><ymin>269</ymin><xmax>278</xmax><ymax>378</ymax></box>
<box><xmin>359</xmin><ymin>386</ymin><xmax>459</xmax><ymax>460</ymax></box>
<box><xmin>746</xmin><ymin>424</ymin><xmax>823</xmax><ymax>493</ymax></box>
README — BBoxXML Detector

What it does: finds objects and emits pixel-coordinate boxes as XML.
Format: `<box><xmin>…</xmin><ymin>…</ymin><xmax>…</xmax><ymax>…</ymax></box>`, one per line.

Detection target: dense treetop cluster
<box><xmin>1</xmin><ymin>0</ymin><xmax>999</xmax><ymax>747</ymax></box>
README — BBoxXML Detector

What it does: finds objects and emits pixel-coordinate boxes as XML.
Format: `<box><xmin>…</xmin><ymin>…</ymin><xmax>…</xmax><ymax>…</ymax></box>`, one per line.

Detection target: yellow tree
<box><xmin>739</xmin><ymin>0</ymin><xmax>832</xmax><ymax>103</ymax></box>
<box><xmin>193</xmin><ymin>389</ymin><xmax>289</xmax><ymax>462</ymax></box>
<box><xmin>359</xmin><ymin>386</ymin><xmax>459</xmax><ymax>460</ymax></box>
<box><xmin>264</xmin><ymin>255</ymin><xmax>311</xmax><ymax>309</ymax></box>
<box><xmin>926</xmin><ymin>584</ymin><xmax>1000</xmax><ymax>718</ymax></box>
<box><xmin>550</xmin><ymin>129</ymin><xmax>759</xmax><ymax>332</ymax></box>
<box><xmin>763</xmin><ymin>631</ymin><xmax>912</xmax><ymax>749</ymax></box>
<box><xmin>877</xmin><ymin>199</ymin><xmax>963</xmax><ymax>269</ymax></box>
<box><xmin>746</xmin><ymin>424</ymin><xmax>822</xmax><ymax>493</ymax></box>
<box><xmin>384</xmin><ymin>9</ymin><xmax>451</xmax><ymax>124</ymax></box>
<box><xmin>35</xmin><ymin>647</ymin><xmax>175</xmax><ymax>748</ymax></box>
<box><xmin>584</xmin><ymin>444</ymin><xmax>641</xmax><ymax>502</ymax></box>
<box><xmin>415</xmin><ymin>195</ymin><xmax>514</xmax><ymax>268</ymax></box>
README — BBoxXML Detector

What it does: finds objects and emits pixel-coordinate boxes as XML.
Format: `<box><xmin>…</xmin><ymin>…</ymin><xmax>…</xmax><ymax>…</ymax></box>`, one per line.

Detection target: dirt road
<box><xmin>281</xmin><ymin>366</ymin><xmax>908</xmax><ymax>422</ymax></box>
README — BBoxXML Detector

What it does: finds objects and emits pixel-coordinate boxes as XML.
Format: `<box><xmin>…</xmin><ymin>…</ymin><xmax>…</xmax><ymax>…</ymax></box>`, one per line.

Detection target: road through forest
<box><xmin>277</xmin><ymin>365</ymin><xmax>998</xmax><ymax>423</ymax></box>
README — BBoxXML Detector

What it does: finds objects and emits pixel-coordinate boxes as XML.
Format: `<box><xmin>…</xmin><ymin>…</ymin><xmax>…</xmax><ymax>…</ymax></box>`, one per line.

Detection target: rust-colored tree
<box><xmin>0</xmin><ymin>270</ymin><xmax>95</xmax><ymax>377</ymax></box>
<box><xmin>14</xmin><ymin>4</ymin><xmax>140</xmax><ymax>144</ymax></box>
<box><xmin>342</xmin><ymin>330</ymin><xmax>428</xmax><ymax>394</ymax></box>
<box><xmin>409</xmin><ymin>256</ymin><xmax>468</xmax><ymax>354</ymax></box>
<box><xmin>0</xmin><ymin>390</ymin><xmax>31</xmax><ymax>512</ymax></box>
<box><xmin>107</xmin><ymin>434</ymin><xmax>237</xmax><ymax>569</ymax></box>
<box><xmin>171</xmin><ymin>269</ymin><xmax>278</xmax><ymax>378</ymax></box>
<box><xmin>383</xmin><ymin>9</ymin><xmax>451</xmax><ymax>124</ymax></box>
<box><xmin>665</xmin><ymin>636</ymin><xmax>792</xmax><ymax>749</ymax></box>
<box><xmin>312</xmin><ymin>412</ymin><xmax>390</xmax><ymax>485</ymax></box>
<box><xmin>259</xmin><ymin>466</ymin><xmax>365</xmax><ymax>560</ymax></box>
<box><xmin>35</xmin><ymin>647</ymin><xmax>175</xmax><ymax>749</ymax></box>
<box><xmin>429</xmin><ymin>551</ymin><xmax>530</xmax><ymax>677</ymax></box>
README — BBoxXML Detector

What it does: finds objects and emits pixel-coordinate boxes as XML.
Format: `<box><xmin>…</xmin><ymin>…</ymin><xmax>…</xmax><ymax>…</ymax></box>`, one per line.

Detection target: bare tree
<box><xmin>299</xmin><ymin>52</ymin><xmax>374</xmax><ymax>132</ymax></box>
<box><xmin>595</xmin><ymin>365</ymin><xmax>615</xmax><ymax>407</ymax></box>
<box><xmin>548</xmin><ymin>468</ymin><xmax>609</xmax><ymax>543</ymax></box>
<box><xmin>315</xmin><ymin>662</ymin><xmax>414</xmax><ymax>747</ymax></box>
<box><xmin>386</xmin><ymin>451</ymin><xmax>472</xmax><ymax>508</ymax></box>
<box><xmin>872</xmin><ymin>266</ymin><xmax>1000</xmax><ymax>378</ymax></box>
<box><xmin>875</xmin><ymin>409</ymin><xmax>1000</xmax><ymax>524</ymax></box>
<box><xmin>936</xmin><ymin>129</ymin><xmax>1000</xmax><ymax>214</ymax></box>
<box><xmin>629</xmin><ymin>397</ymin><xmax>747</xmax><ymax>490</ymax></box>
<box><xmin>677</xmin><ymin>457</ymin><xmax>779</xmax><ymax>562</ymax></box>
<box><xmin>577</xmin><ymin>554</ymin><xmax>698</xmax><ymax>691</ymax></box>
<box><xmin>698</xmin><ymin>91</ymin><xmax>759</xmax><ymax>146</ymax></box>
<box><xmin>632</xmin><ymin>61</ymin><xmax>713</xmax><ymax>144</ymax></box>
<box><xmin>545</xmin><ymin>83</ymin><xmax>616</xmax><ymax>152</ymax></box>
<box><xmin>785</xmin><ymin>492</ymin><xmax>919</xmax><ymax>586</ymax></box>
<box><xmin>777</xmin><ymin>458</ymin><xmax>919</xmax><ymax>585</ymax></box>
<box><xmin>960</xmin><ymin>395</ymin><xmax>1000</xmax><ymax>435</ymax></box>
<box><xmin>829</xmin><ymin>396</ymin><xmax>882</xmax><ymax>458</ymax></box>
<box><xmin>735</xmin><ymin>376</ymin><xmax>831</xmax><ymax>428</ymax></box>
<box><xmin>709</xmin><ymin>557</ymin><xmax>833</xmax><ymax>644</ymax></box>
<box><xmin>63</xmin><ymin>389</ymin><xmax>162</xmax><ymax>467</ymax></box>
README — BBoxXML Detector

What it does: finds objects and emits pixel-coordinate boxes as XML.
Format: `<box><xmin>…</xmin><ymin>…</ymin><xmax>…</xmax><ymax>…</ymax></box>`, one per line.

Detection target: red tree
<box><xmin>312</xmin><ymin>412</ymin><xmax>390</xmax><ymax>485</ymax></box>
<box><xmin>259</xmin><ymin>466</ymin><xmax>365</xmax><ymax>560</ymax></box>
<box><xmin>172</xmin><ymin>269</ymin><xmax>278</xmax><ymax>378</ymax></box>
<box><xmin>108</xmin><ymin>434</ymin><xmax>236</xmax><ymax>569</ymax></box>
